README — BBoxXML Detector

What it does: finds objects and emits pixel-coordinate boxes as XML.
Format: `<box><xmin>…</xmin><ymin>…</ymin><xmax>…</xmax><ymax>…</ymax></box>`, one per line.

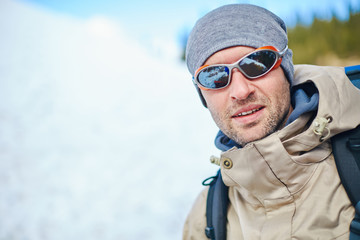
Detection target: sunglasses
<box><xmin>193</xmin><ymin>45</ymin><xmax>288</xmax><ymax>90</ymax></box>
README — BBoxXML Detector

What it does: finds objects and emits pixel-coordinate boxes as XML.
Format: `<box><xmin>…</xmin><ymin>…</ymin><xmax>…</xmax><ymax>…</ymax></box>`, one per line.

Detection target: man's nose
<box><xmin>229</xmin><ymin>68</ymin><xmax>255</xmax><ymax>101</ymax></box>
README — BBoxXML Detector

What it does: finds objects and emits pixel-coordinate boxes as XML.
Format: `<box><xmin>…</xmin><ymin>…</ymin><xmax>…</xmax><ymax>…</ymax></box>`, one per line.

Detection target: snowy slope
<box><xmin>0</xmin><ymin>0</ymin><xmax>220</xmax><ymax>239</ymax></box>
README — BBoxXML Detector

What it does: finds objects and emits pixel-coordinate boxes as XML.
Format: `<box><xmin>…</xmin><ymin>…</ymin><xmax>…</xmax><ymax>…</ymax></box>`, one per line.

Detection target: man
<box><xmin>183</xmin><ymin>4</ymin><xmax>360</xmax><ymax>240</ymax></box>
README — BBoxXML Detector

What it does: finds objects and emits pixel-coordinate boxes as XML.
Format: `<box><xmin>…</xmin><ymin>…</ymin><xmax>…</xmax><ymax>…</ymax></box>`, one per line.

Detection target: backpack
<box><xmin>203</xmin><ymin>65</ymin><xmax>360</xmax><ymax>240</ymax></box>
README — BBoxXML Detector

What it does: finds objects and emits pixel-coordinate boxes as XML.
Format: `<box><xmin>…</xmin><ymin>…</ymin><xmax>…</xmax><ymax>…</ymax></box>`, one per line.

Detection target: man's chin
<box><xmin>226</xmin><ymin>125</ymin><xmax>272</xmax><ymax>147</ymax></box>
<box><xmin>228</xmin><ymin>133</ymin><xmax>262</xmax><ymax>147</ymax></box>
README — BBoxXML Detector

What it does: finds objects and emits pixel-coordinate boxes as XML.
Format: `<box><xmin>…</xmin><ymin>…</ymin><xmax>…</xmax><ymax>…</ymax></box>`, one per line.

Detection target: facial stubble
<box><xmin>209</xmin><ymin>89</ymin><xmax>292</xmax><ymax>147</ymax></box>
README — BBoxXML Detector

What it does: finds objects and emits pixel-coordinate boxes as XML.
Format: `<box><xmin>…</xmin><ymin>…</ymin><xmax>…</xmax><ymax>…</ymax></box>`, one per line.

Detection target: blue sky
<box><xmin>20</xmin><ymin>0</ymin><xmax>360</xmax><ymax>47</ymax></box>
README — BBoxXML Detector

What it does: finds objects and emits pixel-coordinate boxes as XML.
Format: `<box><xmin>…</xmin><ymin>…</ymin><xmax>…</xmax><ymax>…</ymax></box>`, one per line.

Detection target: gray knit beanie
<box><xmin>186</xmin><ymin>4</ymin><xmax>294</xmax><ymax>86</ymax></box>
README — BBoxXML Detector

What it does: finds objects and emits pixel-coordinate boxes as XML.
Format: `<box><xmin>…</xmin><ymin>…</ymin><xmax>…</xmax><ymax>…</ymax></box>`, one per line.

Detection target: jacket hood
<box><xmin>293</xmin><ymin>65</ymin><xmax>360</xmax><ymax>138</ymax></box>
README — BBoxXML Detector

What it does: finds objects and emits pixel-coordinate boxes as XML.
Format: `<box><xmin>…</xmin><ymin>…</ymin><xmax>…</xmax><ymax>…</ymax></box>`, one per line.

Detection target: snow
<box><xmin>0</xmin><ymin>0</ymin><xmax>220</xmax><ymax>239</ymax></box>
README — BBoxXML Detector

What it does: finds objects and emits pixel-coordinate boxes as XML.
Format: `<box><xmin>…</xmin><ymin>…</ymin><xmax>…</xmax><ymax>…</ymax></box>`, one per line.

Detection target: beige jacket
<box><xmin>183</xmin><ymin>65</ymin><xmax>360</xmax><ymax>240</ymax></box>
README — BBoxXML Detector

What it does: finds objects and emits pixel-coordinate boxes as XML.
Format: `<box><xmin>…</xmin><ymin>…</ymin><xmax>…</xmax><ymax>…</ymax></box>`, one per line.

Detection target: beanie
<box><xmin>186</xmin><ymin>4</ymin><xmax>294</xmax><ymax>87</ymax></box>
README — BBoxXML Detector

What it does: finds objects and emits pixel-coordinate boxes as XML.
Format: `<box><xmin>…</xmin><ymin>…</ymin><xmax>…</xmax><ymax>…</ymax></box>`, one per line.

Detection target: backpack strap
<box><xmin>203</xmin><ymin>170</ymin><xmax>229</xmax><ymax>240</ymax></box>
<box><xmin>332</xmin><ymin>125</ymin><xmax>360</xmax><ymax>206</ymax></box>
<box><xmin>332</xmin><ymin>125</ymin><xmax>360</xmax><ymax>240</ymax></box>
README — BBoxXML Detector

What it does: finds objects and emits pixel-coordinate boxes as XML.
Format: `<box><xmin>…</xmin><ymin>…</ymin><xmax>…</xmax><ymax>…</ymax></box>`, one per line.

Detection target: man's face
<box><xmin>201</xmin><ymin>46</ymin><xmax>293</xmax><ymax>146</ymax></box>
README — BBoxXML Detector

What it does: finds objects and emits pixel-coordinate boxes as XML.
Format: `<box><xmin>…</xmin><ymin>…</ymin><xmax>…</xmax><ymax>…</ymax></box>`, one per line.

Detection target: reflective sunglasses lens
<box><xmin>197</xmin><ymin>66</ymin><xmax>230</xmax><ymax>89</ymax></box>
<box><xmin>239</xmin><ymin>50</ymin><xmax>277</xmax><ymax>78</ymax></box>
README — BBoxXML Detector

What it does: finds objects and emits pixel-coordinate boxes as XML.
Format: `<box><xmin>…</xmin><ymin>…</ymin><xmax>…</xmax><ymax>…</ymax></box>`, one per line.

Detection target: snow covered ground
<box><xmin>0</xmin><ymin>0</ymin><xmax>220</xmax><ymax>239</ymax></box>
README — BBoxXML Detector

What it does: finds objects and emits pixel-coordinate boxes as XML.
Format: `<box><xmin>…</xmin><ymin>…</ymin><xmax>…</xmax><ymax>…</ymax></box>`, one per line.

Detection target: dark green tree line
<box><xmin>288</xmin><ymin>10</ymin><xmax>360</xmax><ymax>64</ymax></box>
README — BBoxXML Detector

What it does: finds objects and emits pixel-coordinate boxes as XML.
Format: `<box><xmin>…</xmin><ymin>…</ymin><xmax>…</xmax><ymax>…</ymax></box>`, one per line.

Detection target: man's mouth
<box><xmin>232</xmin><ymin>107</ymin><xmax>264</xmax><ymax>117</ymax></box>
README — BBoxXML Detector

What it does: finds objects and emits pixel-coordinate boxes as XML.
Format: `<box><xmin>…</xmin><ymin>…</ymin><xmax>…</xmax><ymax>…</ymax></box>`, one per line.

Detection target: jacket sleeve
<box><xmin>182</xmin><ymin>187</ymin><xmax>209</xmax><ymax>240</ymax></box>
